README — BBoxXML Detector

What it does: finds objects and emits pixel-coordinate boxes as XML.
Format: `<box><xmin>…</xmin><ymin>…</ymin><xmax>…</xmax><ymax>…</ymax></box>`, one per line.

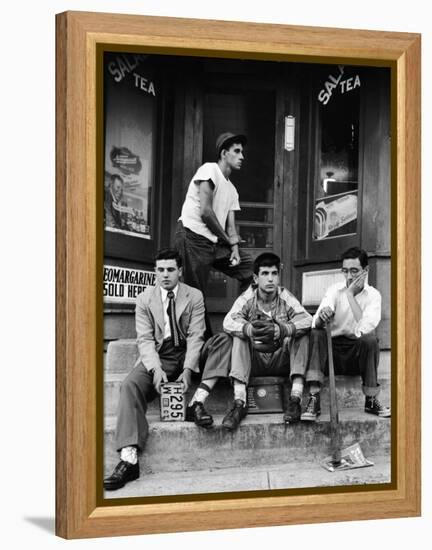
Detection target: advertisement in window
<box><xmin>103</xmin><ymin>52</ymin><xmax>157</xmax><ymax>239</ymax></box>
<box><xmin>313</xmin><ymin>66</ymin><xmax>360</xmax><ymax>241</ymax></box>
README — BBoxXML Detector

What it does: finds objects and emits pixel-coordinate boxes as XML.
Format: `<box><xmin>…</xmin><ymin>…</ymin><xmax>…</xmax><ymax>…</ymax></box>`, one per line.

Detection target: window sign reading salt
<box><xmin>318</xmin><ymin>66</ymin><xmax>361</xmax><ymax>105</ymax></box>
<box><xmin>313</xmin><ymin>65</ymin><xmax>361</xmax><ymax>241</ymax></box>
<box><xmin>104</xmin><ymin>52</ymin><xmax>157</xmax><ymax>240</ymax></box>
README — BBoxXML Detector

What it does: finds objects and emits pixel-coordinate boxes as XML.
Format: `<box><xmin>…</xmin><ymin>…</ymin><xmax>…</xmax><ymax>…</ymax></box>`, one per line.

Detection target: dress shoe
<box><xmin>186</xmin><ymin>401</ymin><xmax>214</xmax><ymax>428</ymax></box>
<box><xmin>103</xmin><ymin>460</ymin><xmax>139</xmax><ymax>491</ymax></box>
<box><xmin>222</xmin><ymin>399</ymin><xmax>247</xmax><ymax>431</ymax></box>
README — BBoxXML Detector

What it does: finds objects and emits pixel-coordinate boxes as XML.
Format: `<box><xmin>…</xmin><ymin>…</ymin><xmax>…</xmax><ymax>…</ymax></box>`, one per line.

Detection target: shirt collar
<box><xmin>359</xmin><ymin>282</ymin><xmax>370</xmax><ymax>295</ymax></box>
<box><xmin>160</xmin><ymin>284</ymin><xmax>179</xmax><ymax>302</ymax></box>
<box><xmin>216</xmin><ymin>162</ymin><xmax>231</xmax><ymax>182</ymax></box>
<box><xmin>253</xmin><ymin>285</ymin><xmax>282</xmax><ymax>305</ymax></box>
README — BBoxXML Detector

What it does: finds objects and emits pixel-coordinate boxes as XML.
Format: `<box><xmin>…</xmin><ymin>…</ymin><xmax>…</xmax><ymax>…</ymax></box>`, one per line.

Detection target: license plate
<box><xmin>160</xmin><ymin>382</ymin><xmax>185</xmax><ymax>421</ymax></box>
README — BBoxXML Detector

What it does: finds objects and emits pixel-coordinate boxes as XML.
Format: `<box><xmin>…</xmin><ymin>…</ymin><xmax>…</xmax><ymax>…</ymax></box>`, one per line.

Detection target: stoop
<box><xmin>103</xmin><ymin>338</ymin><xmax>392</xmax><ymax>497</ymax></box>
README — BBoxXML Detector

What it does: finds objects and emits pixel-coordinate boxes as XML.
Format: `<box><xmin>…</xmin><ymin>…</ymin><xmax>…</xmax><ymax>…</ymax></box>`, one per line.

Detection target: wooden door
<box><xmin>201</xmin><ymin>80</ymin><xmax>286</xmax><ymax>312</ymax></box>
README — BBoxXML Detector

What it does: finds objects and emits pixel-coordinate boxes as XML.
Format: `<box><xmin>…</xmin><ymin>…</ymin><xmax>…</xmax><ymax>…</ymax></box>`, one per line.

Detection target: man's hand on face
<box><xmin>176</xmin><ymin>368</ymin><xmax>193</xmax><ymax>393</ymax></box>
<box><xmin>347</xmin><ymin>270</ymin><xmax>367</xmax><ymax>296</ymax></box>
<box><xmin>152</xmin><ymin>366</ymin><xmax>168</xmax><ymax>394</ymax></box>
<box><xmin>251</xmin><ymin>319</ymin><xmax>277</xmax><ymax>343</ymax></box>
<box><xmin>318</xmin><ymin>306</ymin><xmax>335</xmax><ymax>326</ymax></box>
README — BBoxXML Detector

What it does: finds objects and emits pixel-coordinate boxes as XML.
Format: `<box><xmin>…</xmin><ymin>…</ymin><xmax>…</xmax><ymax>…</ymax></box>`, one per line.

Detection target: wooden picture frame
<box><xmin>56</xmin><ymin>11</ymin><xmax>421</xmax><ymax>539</ymax></box>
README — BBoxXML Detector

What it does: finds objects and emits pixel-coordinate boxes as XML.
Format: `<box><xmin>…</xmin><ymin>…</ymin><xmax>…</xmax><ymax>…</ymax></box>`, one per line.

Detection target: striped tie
<box><xmin>167</xmin><ymin>290</ymin><xmax>181</xmax><ymax>348</ymax></box>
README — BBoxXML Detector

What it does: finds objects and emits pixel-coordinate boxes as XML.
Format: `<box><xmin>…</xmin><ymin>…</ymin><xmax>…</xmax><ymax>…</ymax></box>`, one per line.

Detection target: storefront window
<box><xmin>104</xmin><ymin>52</ymin><xmax>157</xmax><ymax>239</ymax></box>
<box><xmin>313</xmin><ymin>67</ymin><xmax>360</xmax><ymax>241</ymax></box>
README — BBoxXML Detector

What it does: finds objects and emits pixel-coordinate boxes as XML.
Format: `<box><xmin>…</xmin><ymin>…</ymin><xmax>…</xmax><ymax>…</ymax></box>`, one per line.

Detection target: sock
<box><xmin>291</xmin><ymin>377</ymin><xmax>304</xmax><ymax>399</ymax></box>
<box><xmin>189</xmin><ymin>382</ymin><xmax>213</xmax><ymax>405</ymax></box>
<box><xmin>190</xmin><ymin>387</ymin><xmax>209</xmax><ymax>405</ymax></box>
<box><xmin>309</xmin><ymin>383</ymin><xmax>321</xmax><ymax>395</ymax></box>
<box><xmin>120</xmin><ymin>446</ymin><xmax>138</xmax><ymax>465</ymax></box>
<box><xmin>233</xmin><ymin>380</ymin><xmax>246</xmax><ymax>403</ymax></box>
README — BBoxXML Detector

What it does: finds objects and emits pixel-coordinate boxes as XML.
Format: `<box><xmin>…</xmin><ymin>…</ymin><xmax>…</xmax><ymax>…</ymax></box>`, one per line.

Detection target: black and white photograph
<box><xmin>5</xmin><ymin>0</ymin><xmax>431</xmax><ymax>545</ymax></box>
<box><xmin>102</xmin><ymin>49</ymin><xmax>392</xmax><ymax>500</ymax></box>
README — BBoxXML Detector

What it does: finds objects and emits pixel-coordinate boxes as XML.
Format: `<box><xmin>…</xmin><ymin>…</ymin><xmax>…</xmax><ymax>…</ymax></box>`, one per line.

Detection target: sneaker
<box><xmin>365</xmin><ymin>396</ymin><xmax>391</xmax><ymax>417</ymax></box>
<box><xmin>222</xmin><ymin>399</ymin><xmax>247</xmax><ymax>431</ymax></box>
<box><xmin>300</xmin><ymin>393</ymin><xmax>321</xmax><ymax>421</ymax></box>
<box><xmin>283</xmin><ymin>396</ymin><xmax>301</xmax><ymax>424</ymax></box>
<box><xmin>103</xmin><ymin>460</ymin><xmax>139</xmax><ymax>491</ymax></box>
<box><xmin>185</xmin><ymin>401</ymin><xmax>214</xmax><ymax>428</ymax></box>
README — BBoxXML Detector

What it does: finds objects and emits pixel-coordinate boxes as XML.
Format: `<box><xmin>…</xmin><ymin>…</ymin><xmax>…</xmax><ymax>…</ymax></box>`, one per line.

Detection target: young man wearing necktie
<box><xmin>104</xmin><ymin>248</ymin><xmax>211</xmax><ymax>491</ymax></box>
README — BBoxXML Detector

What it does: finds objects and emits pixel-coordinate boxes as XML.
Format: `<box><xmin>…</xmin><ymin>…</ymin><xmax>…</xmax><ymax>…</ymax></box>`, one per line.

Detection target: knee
<box><xmin>209</xmin><ymin>332</ymin><xmax>233</xmax><ymax>350</ymax></box>
<box><xmin>218</xmin><ymin>331</ymin><xmax>232</xmax><ymax>344</ymax></box>
<box><xmin>295</xmin><ymin>333</ymin><xmax>310</xmax><ymax>345</ymax></box>
<box><xmin>358</xmin><ymin>332</ymin><xmax>379</xmax><ymax>349</ymax></box>
<box><xmin>289</xmin><ymin>332</ymin><xmax>309</xmax><ymax>351</ymax></box>
<box><xmin>120</xmin><ymin>371</ymin><xmax>143</xmax><ymax>396</ymax></box>
<box><xmin>120</xmin><ymin>375</ymin><xmax>135</xmax><ymax>395</ymax></box>
<box><xmin>201</xmin><ymin>332</ymin><xmax>232</xmax><ymax>365</ymax></box>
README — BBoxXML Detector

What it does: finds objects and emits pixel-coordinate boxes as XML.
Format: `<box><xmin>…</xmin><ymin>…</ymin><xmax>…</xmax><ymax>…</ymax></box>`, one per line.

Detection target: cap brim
<box><xmin>218</xmin><ymin>134</ymin><xmax>247</xmax><ymax>153</ymax></box>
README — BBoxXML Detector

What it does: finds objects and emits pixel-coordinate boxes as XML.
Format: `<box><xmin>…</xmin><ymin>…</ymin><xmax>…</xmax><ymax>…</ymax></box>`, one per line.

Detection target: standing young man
<box><xmin>187</xmin><ymin>252</ymin><xmax>317</xmax><ymax>431</ymax></box>
<box><xmin>104</xmin><ymin>248</ymin><xmax>206</xmax><ymax>491</ymax></box>
<box><xmin>302</xmin><ymin>246</ymin><xmax>391</xmax><ymax>421</ymax></box>
<box><xmin>175</xmin><ymin>132</ymin><xmax>254</xmax><ymax>336</ymax></box>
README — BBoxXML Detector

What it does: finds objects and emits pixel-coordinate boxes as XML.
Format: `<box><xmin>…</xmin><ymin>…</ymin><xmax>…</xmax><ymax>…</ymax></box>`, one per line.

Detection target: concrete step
<box><xmin>104</xmin><ymin>408</ymin><xmax>391</xmax><ymax>475</ymax></box>
<box><xmin>105</xmin><ymin>339</ymin><xmax>138</xmax><ymax>373</ymax></box>
<box><xmin>104</xmin><ymin>360</ymin><xmax>391</xmax><ymax>417</ymax></box>
<box><xmin>104</xmin><ymin>455</ymin><xmax>391</xmax><ymax>499</ymax></box>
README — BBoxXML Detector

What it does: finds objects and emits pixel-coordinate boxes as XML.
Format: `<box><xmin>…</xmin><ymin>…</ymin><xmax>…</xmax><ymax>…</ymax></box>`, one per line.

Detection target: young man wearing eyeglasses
<box><xmin>301</xmin><ymin>246</ymin><xmax>391</xmax><ymax>421</ymax></box>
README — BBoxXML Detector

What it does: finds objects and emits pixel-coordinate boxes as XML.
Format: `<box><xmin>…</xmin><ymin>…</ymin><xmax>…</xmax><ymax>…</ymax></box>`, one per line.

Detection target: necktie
<box><xmin>167</xmin><ymin>290</ymin><xmax>182</xmax><ymax>348</ymax></box>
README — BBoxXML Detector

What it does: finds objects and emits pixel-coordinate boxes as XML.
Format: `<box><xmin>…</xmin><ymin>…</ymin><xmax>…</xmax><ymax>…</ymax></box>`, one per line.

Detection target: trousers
<box><xmin>115</xmin><ymin>334</ymin><xmax>232</xmax><ymax>452</ymax></box>
<box><xmin>199</xmin><ymin>332</ymin><xmax>313</xmax><ymax>385</ymax></box>
<box><xmin>174</xmin><ymin>221</ymin><xmax>254</xmax><ymax>337</ymax></box>
<box><xmin>307</xmin><ymin>328</ymin><xmax>380</xmax><ymax>396</ymax></box>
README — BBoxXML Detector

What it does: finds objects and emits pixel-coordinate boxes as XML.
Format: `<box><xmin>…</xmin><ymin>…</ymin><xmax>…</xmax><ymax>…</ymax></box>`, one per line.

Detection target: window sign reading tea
<box><xmin>103</xmin><ymin>52</ymin><xmax>157</xmax><ymax>239</ymax></box>
<box><xmin>314</xmin><ymin>67</ymin><xmax>360</xmax><ymax>241</ymax></box>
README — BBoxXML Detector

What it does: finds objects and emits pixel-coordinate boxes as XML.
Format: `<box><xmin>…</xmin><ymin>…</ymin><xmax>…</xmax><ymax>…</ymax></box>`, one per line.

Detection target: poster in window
<box><xmin>103</xmin><ymin>52</ymin><xmax>157</xmax><ymax>239</ymax></box>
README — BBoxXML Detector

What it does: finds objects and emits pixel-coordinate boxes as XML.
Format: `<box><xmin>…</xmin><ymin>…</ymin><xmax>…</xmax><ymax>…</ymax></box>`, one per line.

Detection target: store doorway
<box><xmin>201</xmin><ymin>83</ymin><xmax>286</xmax><ymax>313</ymax></box>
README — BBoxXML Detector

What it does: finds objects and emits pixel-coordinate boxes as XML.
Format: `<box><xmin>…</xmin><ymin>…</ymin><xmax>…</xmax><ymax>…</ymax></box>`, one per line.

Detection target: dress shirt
<box><xmin>312</xmin><ymin>281</ymin><xmax>381</xmax><ymax>338</ymax></box>
<box><xmin>160</xmin><ymin>284</ymin><xmax>179</xmax><ymax>339</ymax></box>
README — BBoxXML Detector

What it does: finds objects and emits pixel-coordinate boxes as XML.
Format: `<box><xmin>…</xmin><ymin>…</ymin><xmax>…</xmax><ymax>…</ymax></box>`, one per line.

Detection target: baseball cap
<box><xmin>215</xmin><ymin>132</ymin><xmax>247</xmax><ymax>156</ymax></box>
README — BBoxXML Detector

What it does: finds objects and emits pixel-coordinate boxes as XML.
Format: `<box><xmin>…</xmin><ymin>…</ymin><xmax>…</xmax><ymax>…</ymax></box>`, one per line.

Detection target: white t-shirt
<box><xmin>179</xmin><ymin>162</ymin><xmax>240</xmax><ymax>243</ymax></box>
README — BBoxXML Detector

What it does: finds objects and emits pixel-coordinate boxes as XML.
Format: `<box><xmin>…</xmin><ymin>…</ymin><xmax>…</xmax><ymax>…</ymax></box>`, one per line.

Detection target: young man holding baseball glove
<box><xmin>186</xmin><ymin>252</ymin><xmax>317</xmax><ymax>431</ymax></box>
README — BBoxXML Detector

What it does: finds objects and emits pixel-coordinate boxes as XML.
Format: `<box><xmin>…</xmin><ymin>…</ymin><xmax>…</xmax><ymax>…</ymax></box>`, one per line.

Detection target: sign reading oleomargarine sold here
<box><xmin>104</xmin><ymin>265</ymin><xmax>156</xmax><ymax>303</ymax></box>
